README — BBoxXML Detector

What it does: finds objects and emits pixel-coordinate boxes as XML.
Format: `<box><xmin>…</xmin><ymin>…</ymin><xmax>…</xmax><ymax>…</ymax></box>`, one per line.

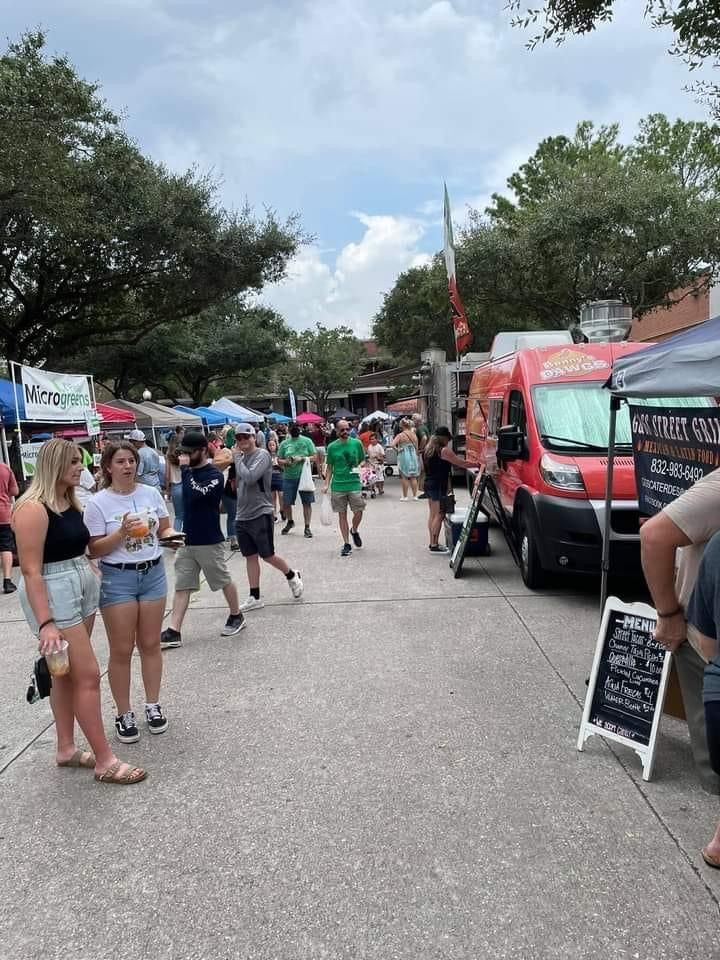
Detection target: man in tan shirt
<box><xmin>641</xmin><ymin>468</ymin><xmax>720</xmax><ymax>793</ymax></box>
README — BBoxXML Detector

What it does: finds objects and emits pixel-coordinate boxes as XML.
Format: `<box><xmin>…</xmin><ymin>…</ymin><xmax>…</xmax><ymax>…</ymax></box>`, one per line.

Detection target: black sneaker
<box><xmin>145</xmin><ymin>704</ymin><xmax>168</xmax><ymax>735</ymax></box>
<box><xmin>221</xmin><ymin>613</ymin><xmax>246</xmax><ymax>636</ymax></box>
<box><xmin>341</xmin><ymin>543</ymin><xmax>352</xmax><ymax>557</ymax></box>
<box><xmin>351</xmin><ymin>529</ymin><xmax>363</xmax><ymax>548</ymax></box>
<box><xmin>115</xmin><ymin>711</ymin><xmax>140</xmax><ymax>744</ymax></box>
<box><xmin>281</xmin><ymin>520</ymin><xmax>295</xmax><ymax>535</ymax></box>
<box><xmin>230</xmin><ymin>539</ymin><xmax>241</xmax><ymax>552</ymax></box>
<box><xmin>3</xmin><ymin>578</ymin><xmax>16</xmax><ymax>594</ymax></box>
<box><xmin>429</xmin><ymin>544</ymin><xmax>449</xmax><ymax>554</ymax></box>
<box><xmin>304</xmin><ymin>526</ymin><xmax>313</xmax><ymax>538</ymax></box>
<box><xmin>160</xmin><ymin>627</ymin><xmax>182</xmax><ymax>649</ymax></box>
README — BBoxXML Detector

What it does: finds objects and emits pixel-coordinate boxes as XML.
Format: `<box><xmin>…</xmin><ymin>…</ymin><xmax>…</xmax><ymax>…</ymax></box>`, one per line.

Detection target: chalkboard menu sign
<box><xmin>577</xmin><ymin>597</ymin><xmax>671</xmax><ymax>781</ymax></box>
<box><xmin>450</xmin><ymin>471</ymin><xmax>519</xmax><ymax>578</ymax></box>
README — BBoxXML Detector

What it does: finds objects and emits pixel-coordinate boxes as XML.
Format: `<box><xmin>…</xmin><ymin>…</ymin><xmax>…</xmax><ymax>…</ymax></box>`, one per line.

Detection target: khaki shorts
<box><xmin>331</xmin><ymin>490</ymin><xmax>366</xmax><ymax>514</ymax></box>
<box><xmin>174</xmin><ymin>543</ymin><xmax>231</xmax><ymax>592</ymax></box>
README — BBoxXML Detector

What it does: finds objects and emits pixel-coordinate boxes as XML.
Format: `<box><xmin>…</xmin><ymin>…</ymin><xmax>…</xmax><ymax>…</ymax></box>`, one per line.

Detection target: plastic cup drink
<box><xmin>45</xmin><ymin>640</ymin><xmax>70</xmax><ymax>677</ymax></box>
<box><xmin>128</xmin><ymin>510</ymin><xmax>150</xmax><ymax>538</ymax></box>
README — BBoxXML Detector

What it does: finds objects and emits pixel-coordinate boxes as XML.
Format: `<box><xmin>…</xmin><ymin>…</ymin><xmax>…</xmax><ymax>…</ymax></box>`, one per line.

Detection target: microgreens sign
<box><xmin>21</xmin><ymin>366</ymin><xmax>93</xmax><ymax>422</ymax></box>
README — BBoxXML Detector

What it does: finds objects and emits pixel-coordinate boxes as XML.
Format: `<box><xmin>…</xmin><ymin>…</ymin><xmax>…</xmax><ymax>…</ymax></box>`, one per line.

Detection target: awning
<box><xmin>97</xmin><ymin>402</ymin><xmax>135</xmax><ymax>424</ymax></box>
<box><xmin>386</xmin><ymin>397</ymin><xmax>419</xmax><ymax>414</ymax></box>
<box><xmin>608</xmin><ymin>315</ymin><xmax>720</xmax><ymax>398</ymax></box>
<box><xmin>331</xmin><ymin>406</ymin><xmax>357</xmax><ymax>420</ymax></box>
<box><xmin>110</xmin><ymin>399</ymin><xmax>203</xmax><ymax>429</ymax></box>
<box><xmin>267</xmin><ymin>412</ymin><xmax>291</xmax><ymax>423</ymax></box>
<box><xmin>174</xmin><ymin>405</ymin><xmax>229</xmax><ymax>427</ymax></box>
<box><xmin>295</xmin><ymin>411</ymin><xmax>324</xmax><ymax>425</ymax></box>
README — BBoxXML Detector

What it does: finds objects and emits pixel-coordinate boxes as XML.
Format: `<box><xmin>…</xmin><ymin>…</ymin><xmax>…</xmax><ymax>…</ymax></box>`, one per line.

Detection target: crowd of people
<box><xmin>9</xmin><ymin>408</ymin><xmax>477</xmax><ymax>788</ymax></box>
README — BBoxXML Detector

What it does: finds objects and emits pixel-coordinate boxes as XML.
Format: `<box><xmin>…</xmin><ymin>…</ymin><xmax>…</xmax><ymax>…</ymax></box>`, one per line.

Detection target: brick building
<box><xmin>630</xmin><ymin>283</ymin><xmax>720</xmax><ymax>342</ymax></box>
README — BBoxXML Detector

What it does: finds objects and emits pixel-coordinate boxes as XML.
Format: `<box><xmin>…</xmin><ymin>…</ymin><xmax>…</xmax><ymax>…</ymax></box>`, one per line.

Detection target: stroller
<box><xmin>360</xmin><ymin>461</ymin><xmax>380</xmax><ymax>499</ymax></box>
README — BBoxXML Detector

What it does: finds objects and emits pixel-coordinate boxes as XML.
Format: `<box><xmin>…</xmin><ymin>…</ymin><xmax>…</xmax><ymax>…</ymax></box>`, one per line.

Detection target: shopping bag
<box><xmin>298</xmin><ymin>458</ymin><xmax>315</xmax><ymax>493</ymax></box>
<box><xmin>320</xmin><ymin>493</ymin><xmax>333</xmax><ymax>526</ymax></box>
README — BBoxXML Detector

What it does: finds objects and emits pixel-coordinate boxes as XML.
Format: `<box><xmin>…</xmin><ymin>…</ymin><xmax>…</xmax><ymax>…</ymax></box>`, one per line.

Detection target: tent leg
<box><xmin>600</xmin><ymin>397</ymin><xmax>619</xmax><ymax>613</ymax></box>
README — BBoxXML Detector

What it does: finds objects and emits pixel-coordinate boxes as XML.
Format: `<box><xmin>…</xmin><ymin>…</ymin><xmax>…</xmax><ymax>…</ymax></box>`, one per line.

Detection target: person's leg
<box><xmin>302</xmin><ymin>502</ymin><xmax>312</xmax><ymax>527</ymax></box>
<box><xmin>171</xmin><ymin>483</ymin><xmax>184</xmax><ymax>532</ymax></box>
<box><xmin>282</xmin><ymin>479</ymin><xmax>296</xmax><ymax>530</ymax></box>
<box><xmin>222</xmin><ymin>581</ymin><xmax>240</xmax><ymax>614</ymax></box>
<box><xmin>246</xmin><ymin>555</ymin><xmax>261</xmax><ymax>590</ymax></box>
<box><xmin>702</xmin><ymin>701</ymin><xmax>720</xmax><ymax>859</ymax></box>
<box><xmin>428</xmin><ymin>500</ymin><xmax>439</xmax><ymax>546</ymax></box>
<box><xmin>101</xmin><ymin>600</ymin><xmax>139</xmax><ymax>715</ymax></box>
<box><xmin>400</xmin><ymin>476</ymin><xmax>409</xmax><ymax>499</ymax></box>
<box><xmin>136</xmin><ymin>598</ymin><xmax>166</xmax><ymax>704</ymax></box>
<box><xmin>264</xmin><ymin>554</ymin><xmax>290</xmax><ymax>576</ymax></box>
<box><xmin>338</xmin><ymin>508</ymin><xmax>350</xmax><ymax>544</ymax></box>
<box><xmin>1</xmin><ymin>550</ymin><xmax>12</xmax><ymax>580</ymax></box>
<box><xmin>351</xmin><ymin>508</ymin><xmax>363</xmax><ymax>532</ymax></box>
<box><xmin>409</xmin><ymin>476</ymin><xmax>419</xmax><ymax>497</ymax></box>
<box><xmin>168</xmin><ymin>589</ymin><xmax>191</xmax><ymax>632</ymax></box>
<box><xmin>223</xmin><ymin>494</ymin><xmax>237</xmax><ymax>541</ymax></box>
<box><xmin>675</xmin><ymin>642</ymin><xmax>720</xmax><ymax>794</ymax></box>
<box><xmin>60</xmin><ymin>618</ymin><xmax>115</xmax><ymax>770</ymax></box>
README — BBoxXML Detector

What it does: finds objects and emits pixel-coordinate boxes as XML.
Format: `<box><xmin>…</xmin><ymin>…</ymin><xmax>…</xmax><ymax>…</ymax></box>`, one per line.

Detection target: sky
<box><xmin>3</xmin><ymin>0</ymin><xmax>708</xmax><ymax>336</ymax></box>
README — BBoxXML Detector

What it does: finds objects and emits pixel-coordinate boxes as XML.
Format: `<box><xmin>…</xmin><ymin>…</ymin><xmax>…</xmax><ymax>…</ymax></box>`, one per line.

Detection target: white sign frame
<box><xmin>20</xmin><ymin>442</ymin><xmax>44</xmax><ymax>479</ymax></box>
<box><xmin>577</xmin><ymin>596</ymin><xmax>672</xmax><ymax>781</ymax></box>
<box><xmin>13</xmin><ymin>362</ymin><xmax>95</xmax><ymax>424</ymax></box>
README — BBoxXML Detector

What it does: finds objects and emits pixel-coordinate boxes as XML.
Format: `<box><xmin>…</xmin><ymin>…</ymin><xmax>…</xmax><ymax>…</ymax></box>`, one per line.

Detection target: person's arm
<box><xmin>135</xmin><ymin>451</ymin><xmax>146</xmax><ymax>479</ymax></box>
<box><xmin>440</xmin><ymin>447</ymin><xmax>474</xmax><ymax>470</ymax></box>
<box><xmin>12</xmin><ymin>502</ymin><xmax>63</xmax><ymax>653</ymax></box>
<box><xmin>640</xmin><ymin>512</ymin><xmax>691</xmax><ymax>650</ymax></box>
<box><xmin>236</xmin><ymin>450</ymin><xmax>271</xmax><ymax>484</ymax></box>
<box><xmin>276</xmin><ymin>441</ymin><xmax>291</xmax><ymax>468</ymax></box>
<box><xmin>180</xmin><ymin>459</ymin><xmax>222</xmax><ymax>507</ymax></box>
<box><xmin>8</xmin><ymin>470</ymin><xmax>19</xmax><ymax>500</ymax></box>
<box><xmin>85</xmin><ymin>500</ymin><xmax>139</xmax><ymax>558</ymax></box>
<box><xmin>324</xmin><ymin>458</ymin><xmax>333</xmax><ymax>493</ymax></box>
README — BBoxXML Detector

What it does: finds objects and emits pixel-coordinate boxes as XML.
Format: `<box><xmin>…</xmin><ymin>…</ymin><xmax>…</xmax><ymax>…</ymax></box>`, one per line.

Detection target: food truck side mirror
<box><xmin>496</xmin><ymin>425</ymin><xmax>526</xmax><ymax>461</ymax></box>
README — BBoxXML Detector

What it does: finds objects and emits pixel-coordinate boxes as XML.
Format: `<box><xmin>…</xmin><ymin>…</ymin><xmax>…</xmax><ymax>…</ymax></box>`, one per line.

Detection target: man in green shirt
<box><xmin>324</xmin><ymin>419</ymin><xmax>366</xmax><ymax>557</ymax></box>
<box><xmin>278</xmin><ymin>425</ymin><xmax>316</xmax><ymax>537</ymax></box>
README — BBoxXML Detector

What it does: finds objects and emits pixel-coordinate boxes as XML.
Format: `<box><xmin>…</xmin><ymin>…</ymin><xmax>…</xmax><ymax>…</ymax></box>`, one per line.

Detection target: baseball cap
<box><xmin>180</xmin><ymin>431</ymin><xmax>208</xmax><ymax>452</ymax></box>
<box><xmin>126</xmin><ymin>429</ymin><xmax>146</xmax><ymax>441</ymax></box>
<box><xmin>235</xmin><ymin>423</ymin><xmax>256</xmax><ymax>436</ymax></box>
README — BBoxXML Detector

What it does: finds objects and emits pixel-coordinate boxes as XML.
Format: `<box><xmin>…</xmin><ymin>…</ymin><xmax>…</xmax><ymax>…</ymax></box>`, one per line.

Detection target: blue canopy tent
<box><xmin>267</xmin><ymin>412</ymin><xmax>291</xmax><ymax>423</ymax></box>
<box><xmin>600</xmin><ymin>315</ymin><xmax>720</xmax><ymax>606</ymax></box>
<box><xmin>0</xmin><ymin>378</ymin><xmax>26</xmax><ymax>424</ymax></box>
<box><xmin>210</xmin><ymin>398</ymin><xmax>264</xmax><ymax>423</ymax></box>
<box><xmin>174</xmin><ymin>405</ymin><xmax>229</xmax><ymax>427</ymax></box>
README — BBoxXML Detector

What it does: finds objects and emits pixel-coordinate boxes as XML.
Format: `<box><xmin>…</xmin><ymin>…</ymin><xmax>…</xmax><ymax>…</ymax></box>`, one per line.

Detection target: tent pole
<box><xmin>600</xmin><ymin>396</ymin><xmax>620</xmax><ymax>613</ymax></box>
<box><xmin>0</xmin><ymin>425</ymin><xmax>9</xmax><ymax>466</ymax></box>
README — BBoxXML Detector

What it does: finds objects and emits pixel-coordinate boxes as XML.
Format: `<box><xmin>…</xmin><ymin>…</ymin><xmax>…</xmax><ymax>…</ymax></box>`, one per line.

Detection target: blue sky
<box><xmin>4</xmin><ymin>0</ymin><xmax>706</xmax><ymax>334</ymax></box>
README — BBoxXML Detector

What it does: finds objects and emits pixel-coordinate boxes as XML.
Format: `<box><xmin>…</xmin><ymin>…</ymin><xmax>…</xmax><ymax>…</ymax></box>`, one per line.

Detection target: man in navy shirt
<box><xmin>161</xmin><ymin>432</ymin><xmax>245</xmax><ymax>647</ymax></box>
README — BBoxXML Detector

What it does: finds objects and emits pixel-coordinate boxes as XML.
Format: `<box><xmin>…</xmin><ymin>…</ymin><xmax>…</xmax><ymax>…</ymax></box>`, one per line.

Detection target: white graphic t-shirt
<box><xmin>84</xmin><ymin>485</ymin><xmax>169</xmax><ymax>563</ymax></box>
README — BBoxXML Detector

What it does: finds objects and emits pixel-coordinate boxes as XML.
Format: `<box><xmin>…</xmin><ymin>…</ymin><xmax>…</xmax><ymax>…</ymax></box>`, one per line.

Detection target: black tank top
<box><xmin>424</xmin><ymin>450</ymin><xmax>451</xmax><ymax>489</ymax></box>
<box><xmin>44</xmin><ymin>505</ymin><xmax>90</xmax><ymax>563</ymax></box>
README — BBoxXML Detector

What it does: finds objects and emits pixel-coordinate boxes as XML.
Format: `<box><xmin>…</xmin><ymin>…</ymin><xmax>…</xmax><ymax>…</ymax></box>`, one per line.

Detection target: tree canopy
<box><xmin>287</xmin><ymin>324</ymin><xmax>366</xmax><ymax>414</ymax></box>
<box><xmin>373</xmin><ymin>114</ymin><xmax>720</xmax><ymax>355</ymax></box>
<box><xmin>0</xmin><ymin>32</ymin><xmax>302</xmax><ymax>364</ymax></box>
<box><xmin>509</xmin><ymin>0</ymin><xmax>720</xmax><ymax>114</ymax></box>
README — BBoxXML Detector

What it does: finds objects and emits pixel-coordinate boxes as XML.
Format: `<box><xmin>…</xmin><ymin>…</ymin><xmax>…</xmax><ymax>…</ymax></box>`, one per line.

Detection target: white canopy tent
<box><xmin>210</xmin><ymin>398</ymin><xmax>264</xmax><ymax>424</ymax></box>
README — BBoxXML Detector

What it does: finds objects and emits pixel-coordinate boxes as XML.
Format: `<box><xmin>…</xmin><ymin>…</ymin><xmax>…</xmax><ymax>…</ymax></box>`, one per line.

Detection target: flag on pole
<box><xmin>443</xmin><ymin>184</ymin><xmax>473</xmax><ymax>356</ymax></box>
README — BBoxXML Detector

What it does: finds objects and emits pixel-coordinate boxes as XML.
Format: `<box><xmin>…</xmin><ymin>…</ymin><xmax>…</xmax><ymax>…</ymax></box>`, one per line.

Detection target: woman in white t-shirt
<box><xmin>84</xmin><ymin>441</ymin><xmax>176</xmax><ymax>745</ymax></box>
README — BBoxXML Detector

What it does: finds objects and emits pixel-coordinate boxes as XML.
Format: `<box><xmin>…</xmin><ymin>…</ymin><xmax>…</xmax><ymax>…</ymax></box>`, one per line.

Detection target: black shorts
<box><xmin>236</xmin><ymin>515</ymin><xmax>275</xmax><ymax>559</ymax></box>
<box><xmin>0</xmin><ymin>523</ymin><xmax>15</xmax><ymax>553</ymax></box>
<box><xmin>706</xmin><ymin>700</ymin><xmax>720</xmax><ymax>777</ymax></box>
<box><xmin>423</xmin><ymin>481</ymin><xmax>444</xmax><ymax>503</ymax></box>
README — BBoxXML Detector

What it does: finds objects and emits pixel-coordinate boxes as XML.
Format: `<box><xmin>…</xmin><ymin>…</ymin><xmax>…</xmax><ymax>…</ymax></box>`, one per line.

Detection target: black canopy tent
<box><xmin>601</xmin><ymin>315</ymin><xmax>720</xmax><ymax>608</ymax></box>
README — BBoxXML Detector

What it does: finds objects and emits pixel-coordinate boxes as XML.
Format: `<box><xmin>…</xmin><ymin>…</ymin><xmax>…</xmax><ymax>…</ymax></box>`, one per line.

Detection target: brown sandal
<box><xmin>57</xmin><ymin>750</ymin><xmax>96</xmax><ymax>769</ymax></box>
<box><xmin>94</xmin><ymin>760</ymin><xmax>147</xmax><ymax>785</ymax></box>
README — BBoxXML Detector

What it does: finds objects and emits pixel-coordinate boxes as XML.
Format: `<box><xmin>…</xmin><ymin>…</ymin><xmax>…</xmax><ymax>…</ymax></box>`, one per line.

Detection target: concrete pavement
<box><xmin>1</xmin><ymin>478</ymin><xmax>719</xmax><ymax>959</ymax></box>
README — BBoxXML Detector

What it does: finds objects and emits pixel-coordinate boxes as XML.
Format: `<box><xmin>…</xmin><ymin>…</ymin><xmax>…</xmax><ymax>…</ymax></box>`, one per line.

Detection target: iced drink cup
<box><xmin>128</xmin><ymin>510</ymin><xmax>150</xmax><ymax>538</ymax></box>
<box><xmin>46</xmin><ymin>640</ymin><xmax>70</xmax><ymax>677</ymax></box>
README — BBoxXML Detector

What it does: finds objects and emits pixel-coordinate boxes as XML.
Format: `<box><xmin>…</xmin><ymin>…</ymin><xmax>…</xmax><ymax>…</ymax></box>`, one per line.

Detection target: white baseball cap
<box><xmin>125</xmin><ymin>429</ymin><xmax>146</xmax><ymax>441</ymax></box>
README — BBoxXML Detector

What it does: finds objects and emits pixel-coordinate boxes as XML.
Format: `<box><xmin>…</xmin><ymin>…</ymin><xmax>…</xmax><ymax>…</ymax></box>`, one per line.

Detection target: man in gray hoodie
<box><xmin>232</xmin><ymin>423</ymin><xmax>303</xmax><ymax>611</ymax></box>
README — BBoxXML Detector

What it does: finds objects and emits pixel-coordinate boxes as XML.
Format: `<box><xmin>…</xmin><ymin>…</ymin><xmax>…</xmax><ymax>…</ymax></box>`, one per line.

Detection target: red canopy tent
<box><xmin>98</xmin><ymin>402</ymin><xmax>135</xmax><ymax>424</ymax></box>
<box><xmin>296</xmin><ymin>411</ymin><xmax>324</xmax><ymax>425</ymax></box>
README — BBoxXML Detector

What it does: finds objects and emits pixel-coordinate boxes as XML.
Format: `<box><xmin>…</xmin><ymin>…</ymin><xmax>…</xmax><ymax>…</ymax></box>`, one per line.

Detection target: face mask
<box><xmin>290</xmin><ymin>427</ymin><xmax>300</xmax><ymax>438</ymax></box>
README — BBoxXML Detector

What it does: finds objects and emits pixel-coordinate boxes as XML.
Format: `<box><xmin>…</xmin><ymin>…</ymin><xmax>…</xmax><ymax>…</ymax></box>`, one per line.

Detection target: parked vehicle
<box><xmin>465</xmin><ymin>338</ymin><xmax>668</xmax><ymax>588</ymax></box>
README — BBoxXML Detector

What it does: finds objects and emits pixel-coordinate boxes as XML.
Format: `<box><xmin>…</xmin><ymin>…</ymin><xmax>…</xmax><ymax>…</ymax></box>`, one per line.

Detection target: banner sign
<box><xmin>630</xmin><ymin>405</ymin><xmax>720</xmax><ymax>515</ymax></box>
<box><xmin>288</xmin><ymin>388</ymin><xmax>297</xmax><ymax>421</ymax></box>
<box><xmin>85</xmin><ymin>410</ymin><xmax>101</xmax><ymax>436</ymax></box>
<box><xmin>443</xmin><ymin>184</ymin><xmax>473</xmax><ymax>356</ymax></box>
<box><xmin>21</xmin><ymin>366</ymin><xmax>93</xmax><ymax>423</ymax></box>
<box><xmin>21</xmin><ymin>442</ymin><xmax>44</xmax><ymax>479</ymax></box>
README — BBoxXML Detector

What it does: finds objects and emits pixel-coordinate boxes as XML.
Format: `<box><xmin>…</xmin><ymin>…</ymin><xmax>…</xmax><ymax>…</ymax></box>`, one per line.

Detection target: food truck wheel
<box><xmin>519</xmin><ymin>512</ymin><xmax>545</xmax><ymax>589</ymax></box>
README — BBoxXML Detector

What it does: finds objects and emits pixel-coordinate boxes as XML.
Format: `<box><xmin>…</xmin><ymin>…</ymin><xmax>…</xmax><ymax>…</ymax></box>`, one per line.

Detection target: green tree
<box><xmin>67</xmin><ymin>301</ymin><xmax>290</xmax><ymax>404</ymax></box>
<box><xmin>509</xmin><ymin>0</ymin><xmax>720</xmax><ymax>114</ymax></box>
<box><xmin>288</xmin><ymin>324</ymin><xmax>366</xmax><ymax>414</ymax></box>
<box><xmin>0</xmin><ymin>32</ymin><xmax>302</xmax><ymax>364</ymax></box>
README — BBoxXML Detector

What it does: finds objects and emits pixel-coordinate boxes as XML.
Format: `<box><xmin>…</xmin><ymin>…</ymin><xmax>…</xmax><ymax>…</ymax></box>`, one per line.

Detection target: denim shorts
<box><xmin>282</xmin><ymin>476</ymin><xmax>315</xmax><ymax>506</ymax></box>
<box><xmin>99</xmin><ymin>558</ymin><xmax>167</xmax><ymax>608</ymax></box>
<box><xmin>19</xmin><ymin>556</ymin><xmax>101</xmax><ymax>635</ymax></box>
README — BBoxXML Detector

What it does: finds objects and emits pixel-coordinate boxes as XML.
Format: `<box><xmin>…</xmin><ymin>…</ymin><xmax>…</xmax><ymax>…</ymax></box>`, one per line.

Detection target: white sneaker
<box><xmin>288</xmin><ymin>571</ymin><xmax>304</xmax><ymax>600</ymax></box>
<box><xmin>413</xmin><ymin>496</ymin><xmax>421</xmax><ymax>501</ymax></box>
<box><xmin>239</xmin><ymin>596</ymin><xmax>264</xmax><ymax>612</ymax></box>
<box><xmin>399</xmin><ymin>496</ymin><xmax>408</xmax><ymax>502</ymax></box>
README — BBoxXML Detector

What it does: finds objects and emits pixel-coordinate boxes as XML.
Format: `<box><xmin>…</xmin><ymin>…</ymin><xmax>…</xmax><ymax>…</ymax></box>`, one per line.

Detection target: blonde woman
<box><xmin>85</xmin><ymin>441</ymin><xmax>175</xmax><ymax>744</ymax></box>
<box><xmin>391</xmin><ymin>418</ymin><xmax>420</xmax><ymax>500</ymax></box>
<box><xmin>13</xmin><ymin>439</ymin><xmax>145</xmax><ymax>785</ymax></box>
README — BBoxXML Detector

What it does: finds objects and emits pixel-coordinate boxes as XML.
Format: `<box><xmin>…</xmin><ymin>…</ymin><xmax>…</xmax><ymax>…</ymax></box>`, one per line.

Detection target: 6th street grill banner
<box><xmin>19</xmin><ymin>365</ymin><xmax>93</xmax><ymax>422</ymax></box>
<box><xmin>630</xmin><ymin>405</ymin><xmax>720</xmax><ymax>515</ymax></box>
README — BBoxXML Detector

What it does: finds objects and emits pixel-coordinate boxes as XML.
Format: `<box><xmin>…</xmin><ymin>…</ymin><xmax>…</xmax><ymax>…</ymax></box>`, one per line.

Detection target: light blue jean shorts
<box><xmin>19</xmin><ymin>556</ymin><xmax>101</xmax><ymax>635</ymax></box>
<box><xmin>99</xmin><ymin>558</ymin><xmax>167</xmax><ymax>608</ymax></box>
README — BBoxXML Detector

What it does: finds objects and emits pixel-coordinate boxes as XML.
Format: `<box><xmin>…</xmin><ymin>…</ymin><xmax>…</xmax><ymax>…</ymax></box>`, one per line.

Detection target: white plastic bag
<box><xmin>298</xmin><ymin>457</ymin><xmax>315</xmax><ymax>493</ymax></box>
<box><xmin>320</xmin><ymin>492</ymin><xmax>333</xmax><ymax>526</ymax></box>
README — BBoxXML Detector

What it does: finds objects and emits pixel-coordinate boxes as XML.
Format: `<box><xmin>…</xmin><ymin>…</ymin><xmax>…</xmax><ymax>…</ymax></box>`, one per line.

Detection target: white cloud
<box><xmin>264</xmin><ymin>211</ymin><xmax>431</xmax><ymax>335</ymax></box>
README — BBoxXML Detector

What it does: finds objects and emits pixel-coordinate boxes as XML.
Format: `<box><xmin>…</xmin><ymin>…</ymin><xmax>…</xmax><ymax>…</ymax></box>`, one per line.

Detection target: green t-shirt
<box><xmin>326</xmin><ymin>437</ymin><xmax>365</xmax><ymax>492</ymax></box>
<box><xmin>277</xmin><ymin>435</ymin><xmax>316</xmax><ymax>479</ymax></box>
<box><xmin>415</xmin><ymin>423</ymin><xmax>429</xmax><ymax>447</ymax></box>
